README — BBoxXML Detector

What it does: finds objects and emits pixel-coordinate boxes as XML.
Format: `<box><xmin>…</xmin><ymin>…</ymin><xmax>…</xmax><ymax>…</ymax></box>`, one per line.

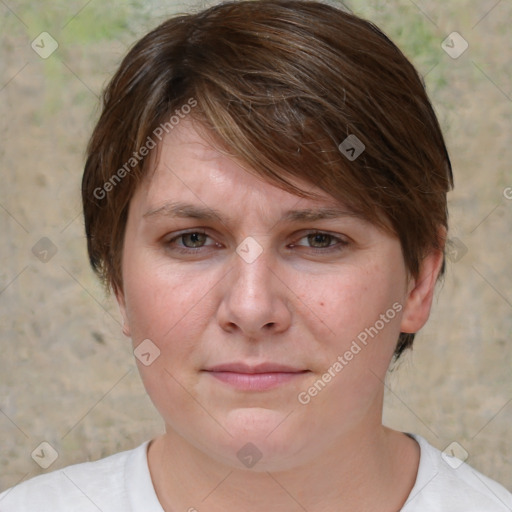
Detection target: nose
<box><xmin>216</xmin><ymin>240</ymin><xmax>292</xmax><ymax>339</ymax></box>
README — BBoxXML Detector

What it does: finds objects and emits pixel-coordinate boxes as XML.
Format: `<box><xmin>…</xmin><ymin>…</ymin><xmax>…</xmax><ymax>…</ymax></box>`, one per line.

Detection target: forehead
<box><xmin>136</xmin><ymin>118</ymin><xmax>357</xmax><ymax>219</ymax></box>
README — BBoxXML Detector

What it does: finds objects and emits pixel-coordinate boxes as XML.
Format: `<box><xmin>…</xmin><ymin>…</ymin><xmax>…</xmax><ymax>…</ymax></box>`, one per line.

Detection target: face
<box><xmin>117</xmin><ymin>118</ymin><xmax>440</xmax><ymax>472</ymax></box>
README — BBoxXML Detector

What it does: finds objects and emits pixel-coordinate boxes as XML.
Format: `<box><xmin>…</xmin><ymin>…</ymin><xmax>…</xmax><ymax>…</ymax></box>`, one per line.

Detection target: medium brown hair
<box><xmin>82</xmin><ymin>0</ymin><xmax>453</xmax><ymax>358</ymax></box>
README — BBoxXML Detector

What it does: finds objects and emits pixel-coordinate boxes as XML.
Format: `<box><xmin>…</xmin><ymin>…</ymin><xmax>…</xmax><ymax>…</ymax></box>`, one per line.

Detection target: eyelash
<box><xmin>164</xmin><ymin>230</ymin><xmax>349</xmax><ymax>255</ymax></box>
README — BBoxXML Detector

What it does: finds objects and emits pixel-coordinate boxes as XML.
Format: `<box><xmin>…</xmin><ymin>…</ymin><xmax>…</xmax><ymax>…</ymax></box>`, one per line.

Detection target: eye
<box><xmin>179</xmin><ymin>232</ymin><xmax>209</xmax><ymax>248</ymax></box>
<box><xmin>291</xmin><ymin>231</ymin><xmax>349</xmax><ymax>252</ymax></box>
<box><xmin>164</xmin><ymin>230</ymin><xmax>219</xmax><ymax>253</ymax></box>
<box><xmin>163</xmin><ymin>229</ymin><xmax>349</xmax><ymax>256</ymax></box>
<box><xmin>305</xmin><ymin>233</ymin><xmax>335</xmax><ymax>248</ymax></box>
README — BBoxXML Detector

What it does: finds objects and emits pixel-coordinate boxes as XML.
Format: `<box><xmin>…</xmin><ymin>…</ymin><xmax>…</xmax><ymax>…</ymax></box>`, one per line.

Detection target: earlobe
<box><xmin>400</xmin><ymin>246</ymin><xmax>445</xmax><ymax>334</ymax></box>
<box><xmin>114</xmin><ymin>283</ymin><xmax>131</xmax><ymax>338</ymax></box>
<box><xmin>121</xmin><ymin>320</ymin><xmax>131</xmax><ymax>338</ymax></box>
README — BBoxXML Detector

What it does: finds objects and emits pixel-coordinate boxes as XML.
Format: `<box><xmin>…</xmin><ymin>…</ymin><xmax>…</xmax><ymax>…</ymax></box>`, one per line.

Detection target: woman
<box><xmin>2</xmin><ymin>1</ymin><xmax>511</xmax><ymax>510</ymax></box>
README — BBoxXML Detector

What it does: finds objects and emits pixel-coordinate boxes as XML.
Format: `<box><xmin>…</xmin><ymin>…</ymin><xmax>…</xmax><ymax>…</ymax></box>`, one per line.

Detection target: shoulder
<box><xmin>402</xmin><ymin>434</ymin><xmax>512</xmax><ymax>512</ymax></box>
<box><xmin>0</xmin><ymin>442</ymin><xmax>153</xmax><ymax>512</ymax></box>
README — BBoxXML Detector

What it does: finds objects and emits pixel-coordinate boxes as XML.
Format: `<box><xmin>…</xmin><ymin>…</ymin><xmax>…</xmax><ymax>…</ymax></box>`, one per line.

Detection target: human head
<box><xmin>82</xmin><ymin>0</ymin><xmax>453</xmax><ymax>358</ymax></box>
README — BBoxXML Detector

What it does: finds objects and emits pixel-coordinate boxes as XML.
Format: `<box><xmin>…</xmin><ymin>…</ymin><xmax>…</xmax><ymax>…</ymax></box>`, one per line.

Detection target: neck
<box><xmin>147</xmin><ymin>421</ymin><xmax>419</xmax><ymax>512</ymax></box>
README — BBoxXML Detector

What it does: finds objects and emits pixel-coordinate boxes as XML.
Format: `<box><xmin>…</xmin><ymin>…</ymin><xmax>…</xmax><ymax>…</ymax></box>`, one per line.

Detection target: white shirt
<box><xmin>1</xmin><ymin>434</ymin><xmax>511</xmax><ymax>511</ymax></box>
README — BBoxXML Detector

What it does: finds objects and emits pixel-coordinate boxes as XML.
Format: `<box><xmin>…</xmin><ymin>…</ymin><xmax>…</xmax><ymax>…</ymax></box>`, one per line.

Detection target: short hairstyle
<box><xmin>82</xmin><ymin>0</ymin><xmax>453</xmax><ymax>359</ymax></box>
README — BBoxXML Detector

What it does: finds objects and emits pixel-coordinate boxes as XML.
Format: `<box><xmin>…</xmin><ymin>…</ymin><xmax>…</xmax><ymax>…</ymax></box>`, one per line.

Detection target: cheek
<box><xmin>302</xmin><ymin>265</ymin><xmax>390</xmax><ymax>332</ymax></box>
<box><xmin>122</xmin><ymin>252</ymin><xmax>210</xmax><ymax>346</ymax></box>
<box><xmin>302</xmin><ymin>260</ymin><xmax>406</xmax><ymax>371</ymax></box>
<box><xmin>122</xmin><ymin>260</ymin><xmax>213</xmax><ymax>416</ymax></box>
<box><xmin>296</xmin><ymin>268</ymin><xmax>405</xmax><ymax>425</ymax></box>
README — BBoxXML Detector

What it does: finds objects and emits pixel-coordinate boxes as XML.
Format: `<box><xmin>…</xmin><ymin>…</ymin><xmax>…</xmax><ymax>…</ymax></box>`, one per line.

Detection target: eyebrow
<box><xmin>143</xmin><ymin>201</ymin><xmax>362</xmax><ymax>224</ymax></box>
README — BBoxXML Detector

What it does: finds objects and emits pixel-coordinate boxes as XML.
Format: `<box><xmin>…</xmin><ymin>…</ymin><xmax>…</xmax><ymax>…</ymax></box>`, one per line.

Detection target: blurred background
<box><xmin>1</xmin><ymin>0</ymin><xmax>511</xmax><ymax>493</ymax></box>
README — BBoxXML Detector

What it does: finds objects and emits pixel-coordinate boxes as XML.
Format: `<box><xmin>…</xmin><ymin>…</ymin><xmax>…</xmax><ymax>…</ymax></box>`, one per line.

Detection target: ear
<box><xmin>113</xmin><ymin>283</ymin><xmax>131</xmax><ymax>338</ymax></box>
<box><xmin>400</xmin><ymin>241</ymin><xmax>445</xmax><ymax>334</ymax></box>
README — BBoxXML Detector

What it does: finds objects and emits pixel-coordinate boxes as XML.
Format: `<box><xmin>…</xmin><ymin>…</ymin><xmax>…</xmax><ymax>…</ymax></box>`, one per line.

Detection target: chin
<box><xmin>208</xmin><ymin>408</ymin><xmax>310</xmax><ymax>472</ymax></box>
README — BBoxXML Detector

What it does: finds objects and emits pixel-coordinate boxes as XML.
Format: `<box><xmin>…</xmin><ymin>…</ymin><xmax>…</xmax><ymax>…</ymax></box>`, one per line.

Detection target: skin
<box><xmin>116</xmin><ymin>118</ymin><xmax>444</xmax><ymax>512</ymax></box>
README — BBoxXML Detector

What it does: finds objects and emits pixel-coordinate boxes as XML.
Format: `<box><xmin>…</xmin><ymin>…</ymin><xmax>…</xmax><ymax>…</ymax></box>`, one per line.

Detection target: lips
<box><xmin>205</xmin><ymin>362</ymin><xmax>306</xmax><ymax>373</ymax></box>
<box><xmin>203</xmin><ymin>362</ymin><xmax>309</xmax><ymax>391</ymax></box>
